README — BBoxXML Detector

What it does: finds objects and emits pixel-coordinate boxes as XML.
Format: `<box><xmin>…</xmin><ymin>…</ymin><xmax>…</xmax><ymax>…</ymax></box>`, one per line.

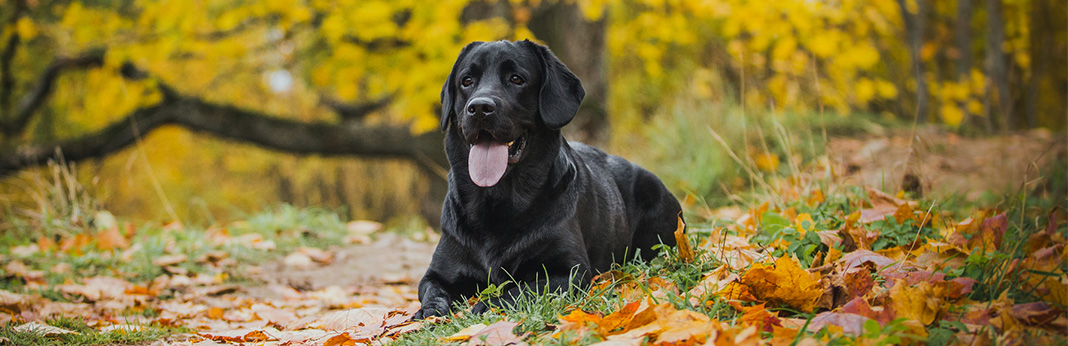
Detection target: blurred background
<box><xmin>0</xmin><ymin>0</ymin><xmax>1064</xmax><ymax>229</ymax></box>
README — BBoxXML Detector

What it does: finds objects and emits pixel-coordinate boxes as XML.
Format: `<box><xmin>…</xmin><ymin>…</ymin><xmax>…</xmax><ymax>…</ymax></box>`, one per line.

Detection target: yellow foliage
<box><xmin>15</xmin><ymin>17</ymin><xmax>37</xmax><ymax>39</ymax></box>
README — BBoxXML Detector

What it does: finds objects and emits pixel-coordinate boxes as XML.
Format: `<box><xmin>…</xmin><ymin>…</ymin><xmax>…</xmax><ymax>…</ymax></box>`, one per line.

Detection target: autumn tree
<box><xmin>0</xmin><ymin>0</ymin><xmax>1063</xmax><ymax>222</ymax></box>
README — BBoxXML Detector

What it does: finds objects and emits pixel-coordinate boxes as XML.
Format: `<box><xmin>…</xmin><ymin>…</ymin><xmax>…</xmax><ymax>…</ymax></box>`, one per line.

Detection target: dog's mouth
<box><xmin>467</xmin><ymin>131</ymin><xmax>527</xmax><ymax>187</ymax></box>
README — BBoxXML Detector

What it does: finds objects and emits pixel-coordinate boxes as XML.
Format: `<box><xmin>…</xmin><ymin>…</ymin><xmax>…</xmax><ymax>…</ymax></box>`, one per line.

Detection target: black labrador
<box><xmin>415</xmin><ymin>40</ymin><xmax>682</xmax><ymax>318</ymax></box>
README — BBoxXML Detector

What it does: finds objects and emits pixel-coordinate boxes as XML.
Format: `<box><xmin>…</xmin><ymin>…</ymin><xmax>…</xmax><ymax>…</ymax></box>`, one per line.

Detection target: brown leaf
<box><xmin>841</xmin><ymin>297</ymin><xmax>894</xmax><ymax>325</ymax></box>
<box><xmin>14</xmin><ymin>322</ymin><xmax>79</xmax><ymax>336</ymax></box>
<box><xmin>96</xmin><ymin>226</ymin><xmax>129</xmax><ymax>251</ymax></box>
<box><xmin>195</xmin><ymin>251</ymin><xmax>230</xmax><ymax>265</ymax></box>
<box><xmin>58</xmin><ymin>276</ymin><xmax>131</xmax><ymax>301</ymax></box>
<box><xmin>838</xmin><ymin>250</ymin><xmax>898</xmax><ymax>273</ymax></box>
<box><xmin>968</xmin><ymin>213</ymin><xmax>1007</xmax><ymax>251</ymax></box>
<box><xmin>466</xmin><ymin>320</ymin><xmax>525</xmax><ymax>346</ymax></box>
<box><xmin>384</xmin><ymin>321</ymin><xmax>424</xmax><ymax>338</ymax></box>
<box><xmin>199</xmin><ymin>327</ymin><xmax>279</xmax><ymax>342</ymax></box>
<box><xmin>251</xmin><ymin>304</ymin><xmax>298</xmax><ymax>325</ymax></box>
<box><xmin>1011</xmin><ymin>302</ymin><xmax>1065</xmax><ymax>329</ymax></box>
<box><xmin>152</xmin><ymin>254</ymin><xmax>188</xmax><ymax>267</ymax></box>
<box><xmin>298</xmin><ymin>246</ymin><xmax>334</xmax><ymax>264</ymax></box>
<box><xmin>674</xmin><ymin>215</ymin><xmax>693</xmax><ymax>263</ymax></box>
<box><xmin>347</xmin><ymin>220</ymin><xmax>384</xmax><ymax>235</ymax></box>
<box><xmin>737</xmin><ymin>303</ymin><xmax>781</xmax><ymax>333</ymax></box>
<box><xmin>807</xmin><ymin>312</ymin><xmax>869</xmax><ymax>336</ymax></box>
<box><xmin>318</xmin><ymin>308</ymin><xmax>390</xmax><ymax>332</ymax></box>
<box><xmin>275</xmin><ymin>329</ymin><xmax>330</xmax><ymax>344</ymax></box>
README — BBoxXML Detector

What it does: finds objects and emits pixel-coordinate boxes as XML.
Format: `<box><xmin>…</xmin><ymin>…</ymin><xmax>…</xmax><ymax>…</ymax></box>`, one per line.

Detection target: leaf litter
<box><xmin>1</xmin><ymin>183</ymin><xmax>1066</xmax><ymax>345</ymax></box>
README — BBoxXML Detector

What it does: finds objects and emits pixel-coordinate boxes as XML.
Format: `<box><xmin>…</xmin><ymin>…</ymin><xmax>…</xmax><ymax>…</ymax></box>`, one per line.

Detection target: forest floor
<box><xmin>0</xmin><ymin>128</ymin><xmax>1064</xmax><ymax>345</ymax></box>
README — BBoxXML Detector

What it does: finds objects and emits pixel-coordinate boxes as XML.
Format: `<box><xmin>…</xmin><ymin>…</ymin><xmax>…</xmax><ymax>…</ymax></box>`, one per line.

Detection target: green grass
<box><xmin>0</xmin><ymin>317</ymin><xmax>181</xmax><ymax>346</ymax></box>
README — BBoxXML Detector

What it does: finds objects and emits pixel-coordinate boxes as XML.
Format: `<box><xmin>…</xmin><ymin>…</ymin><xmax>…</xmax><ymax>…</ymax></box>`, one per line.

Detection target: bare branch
<box><xmin>320</xmin><ymin>95</ymin><xmax>391</xmax><ymax>122</ymax></box>
<box><xmin>0</xmin><ymin>87</ymin><xmax>445</xmax><ymax>177</ymax></box>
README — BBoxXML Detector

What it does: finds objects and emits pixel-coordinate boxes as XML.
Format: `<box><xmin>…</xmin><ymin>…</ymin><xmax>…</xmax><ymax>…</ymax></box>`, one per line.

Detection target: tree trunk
<box><xmin>896</xmin><ymin>0</ymin><xmax>929</xmax><ymax>123</ymax></box>
<box><xmin>1026</xmin><ymin>0</ymin><xmax>1049</xmax><ymax>129</ymax></box>
<box><xmin>984</xmin><ymin>0</ymin><xmax>1014</xmax><ymax>130</ymax></box>
<box><xmin>528</xmin><ymin>2</ymin><xmax>608</xmax><ymax>144</ymax></box>
<box><xmin>955</xmin><ymin>0</ymin><xmax>984</xmax><ymax>129</ymax></box>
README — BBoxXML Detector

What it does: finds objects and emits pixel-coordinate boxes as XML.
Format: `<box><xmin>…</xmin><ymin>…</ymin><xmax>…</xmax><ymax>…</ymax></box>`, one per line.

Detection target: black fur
<box><xmin>416</xmin><ymin>40</ymin><xmax>682</xmax><ymax>318</ymax></box>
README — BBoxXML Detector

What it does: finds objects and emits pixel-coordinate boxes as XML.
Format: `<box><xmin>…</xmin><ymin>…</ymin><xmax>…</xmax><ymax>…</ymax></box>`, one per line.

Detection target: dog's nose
<box><xmin>465</xmin><ymin>97</ymin><xmax>496</xmax><ymax>117</ymax></box>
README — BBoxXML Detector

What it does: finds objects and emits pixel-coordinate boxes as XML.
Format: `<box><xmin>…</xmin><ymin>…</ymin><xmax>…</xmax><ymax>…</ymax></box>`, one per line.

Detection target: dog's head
<box><xmin>440</xmin><ymin>40</ymin><xmax>584</xmax><ymax>188</ymax></box>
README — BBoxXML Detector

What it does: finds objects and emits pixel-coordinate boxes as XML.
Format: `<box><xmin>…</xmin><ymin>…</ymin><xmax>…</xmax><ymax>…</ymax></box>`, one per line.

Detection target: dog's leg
<box><xmin>415</xmin><ymin>273</ymin><xmax>453</xmax><ymax>319</ymax></box>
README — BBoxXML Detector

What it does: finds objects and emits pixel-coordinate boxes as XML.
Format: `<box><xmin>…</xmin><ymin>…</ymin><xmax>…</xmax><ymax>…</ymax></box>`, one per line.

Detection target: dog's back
<box><xmin>568</xmin><ymin>142</ymin><xmax>682</xmax><ymax>265</ymax></box>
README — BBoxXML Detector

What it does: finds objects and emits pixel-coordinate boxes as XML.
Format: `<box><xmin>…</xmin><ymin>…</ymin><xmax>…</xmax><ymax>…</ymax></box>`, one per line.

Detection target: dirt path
<box><xmin>238</xmin><ymin>232</ymin><xmax>437</xmax><ymax>305</ymax></box>
<box><xmin>828</xmin><ymin>128</ymin><xmax>1065</xmax><ymax>201</ymax></box>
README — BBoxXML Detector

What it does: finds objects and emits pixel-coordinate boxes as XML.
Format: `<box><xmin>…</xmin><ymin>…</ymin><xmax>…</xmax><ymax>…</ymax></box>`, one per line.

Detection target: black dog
<box><xmin>415</xmin><ymin>40</ymin><xmax>682</xmax><ymax>318</ymax></box>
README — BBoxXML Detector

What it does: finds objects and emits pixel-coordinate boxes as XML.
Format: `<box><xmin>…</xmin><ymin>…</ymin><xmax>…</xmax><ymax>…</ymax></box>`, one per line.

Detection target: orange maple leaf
<box><xmin>740</xmin><ymin>257</ymin><xmax>822</xmax><ymax>312</ymax></box>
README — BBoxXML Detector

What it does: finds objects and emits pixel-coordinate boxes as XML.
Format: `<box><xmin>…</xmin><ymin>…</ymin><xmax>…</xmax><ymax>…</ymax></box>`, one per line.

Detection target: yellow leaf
<box><xmin>1043</xmin><ymin>277</ymin><xmax>1067</xmax><ymax>307</ymax></box>
<box><xmin>674</xmin><ymin>215</ymin><xmax>693</xmax><ymax>263</ymax></box>
<box><xmin>940</xmin><ymin>103</ymin><xmax>964</xmax><ymax>126</ymax></box>
<box><xmin>753</xmin><ymin>153</ymin><xmax>780</xmax><ymax>172</ymax></box>
<box><xmin>889</xmin><ymin>279</ymin><xmax>942</xmax><ymax>325</ymax></box>
<box><xmin>794</xmin><ymin>213</ymin><xmax>815</xmax><ymax>234</ymax></box>
<box><xmin>444</xmin><ymin>323</ymin><xmax>488</xmax><ymax>342</ymax></box>
<box><xmin>15</xmin><ymin>17</ymin><xmax>37</xmax><ymax>39</ymax></box>
<box><xmin>740</xmin><ymin>256</ymin><xmax>822</xmax><ymax>312</ymax></box>
<box><xmin>876</xmin><ymin>80</ymin><xmax>898</xmax><ymax>98</ymax></box>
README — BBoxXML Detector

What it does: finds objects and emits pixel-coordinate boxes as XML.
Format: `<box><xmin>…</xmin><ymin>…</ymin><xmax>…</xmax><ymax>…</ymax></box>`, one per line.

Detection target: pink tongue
<box><xmin>468</xmin><ymin>141</ymin><xmax>509</xmax><ymax>187</ymax></box>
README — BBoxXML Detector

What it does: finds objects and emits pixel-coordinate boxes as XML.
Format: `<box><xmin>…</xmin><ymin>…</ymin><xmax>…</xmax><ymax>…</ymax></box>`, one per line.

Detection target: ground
<box><xmin>1</xmin><ymin>128</ymin><xmax>1065</xmax><ymax>345</ymax></box>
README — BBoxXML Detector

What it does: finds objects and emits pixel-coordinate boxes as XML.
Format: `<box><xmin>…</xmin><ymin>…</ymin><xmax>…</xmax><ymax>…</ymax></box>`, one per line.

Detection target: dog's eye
<box><xmin>461</xmin><ymin>76</ymin><xmax>473</xmax><ymax>87</ymax></box>
<box><xmin>509</xmin><ymin>75</ymin><xmax>525</xmax><ymax>85</ymax></box>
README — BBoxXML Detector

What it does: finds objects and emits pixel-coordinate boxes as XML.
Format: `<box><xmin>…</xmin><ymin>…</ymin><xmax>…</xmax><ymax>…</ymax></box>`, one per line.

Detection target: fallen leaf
<box><xmin>96</xmin><ymin>226</ymin><xmax>129</xmax><ymax>251</ymax></box>
<box><xmin>888</xmin><ymin>279</ymin><xmax>942</xmax><ymax>325</ymax></box>
<box><xmin>741</xmin><ymin>256</ymin><xmax>823</xmax><ymax>312</ymax></box>
<box><xmin>348</xmin><ymin>220</ymin><xmax>384</xmax><ymax>235</ymax></box>
<box><xmin>466</xmin><ymin>320</ymin><xmax>525</xmax><ymax>345</ymax></box>
<box><xmin>14</xmin><ymin>322</ymin><xmax>78</xmax><ymax>336</ymax></box>
<box><xmin>200</xmin><ymin>328</ymin><xmax>279</xmax><ymax>342</ymax></box>
<box><xmin>968</xmin><ymin>213</ymin><xmax>1007</xmax><ymax>251</ymax></box>
<box><xmin>10</xmin><ymin>244</ymin><xmax>39</xmax><ymax>257</ymax></box>
<box><xmin>283</xmin><ymin>252</ymin><xmax>315</xmax><ymax>269</ymax></box>
<box><xmin>807</xmin><ymin>312</ymin><xmax>869</xmax><ymax>336</ymax></box>
<box><xmin>251</xmin><ymin>304</ymin><xmax>298</xmax><ymax>325</ymax></box>
<box><xmin>298</xmin><ymin>246</ymin><xmax>334</xmax><ymax>264</ymax></box>
<box><xmin>207</xmin><ymin>307</ymin><xmax>225</xmax><ymax>319</ymax></box>
<box><xmin>318</xmin><ymin>308</ymin><xmax>390</xmax><ymax>331</ymax></box>
<box><xmin>838</xmin><ymin>250</ymin><xmax>898</xmax><ymax>273</ymax></box>
<box><xmin>152</xmin><ymin>254</ymin><xmax>188</xmax><ymax>267</ymax></box>
<box><xmin>840</xmin><ymin>297</ymin><xmax>894</xmax><ymax>325</ymax></box>
<box><xmin>674</xmin><ymin>215</ymin><xmax>693</xmax><ymax>263</ymax></box>
<box><xmin>1011</xmin><ymin>302</ymin><xmax>1065</xmax><ymax>329</ymax></box>
<box><xmin>445</xmin><ymin>323</ymin><xmax>489</xmax><ymax>342</ymax></box>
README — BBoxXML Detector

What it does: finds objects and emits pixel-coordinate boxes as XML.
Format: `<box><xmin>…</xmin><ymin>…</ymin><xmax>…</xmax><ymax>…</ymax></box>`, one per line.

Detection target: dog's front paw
<box><xmin>471</xmin><ymin>301</ymin><xmax>490</xmax><ymax>314</ymax></box>
<box><xmin>414</xmin><ymin>303</ymin><xmax>450</xmax><ymax>320</ymax></box>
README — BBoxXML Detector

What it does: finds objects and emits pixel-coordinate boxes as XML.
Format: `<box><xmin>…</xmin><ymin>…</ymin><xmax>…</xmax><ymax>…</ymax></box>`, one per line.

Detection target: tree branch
<box><xmin>0</xmin><ymin>51</ymin><xmax>106</xmax><ymax>137</ymax></box>
<box><xmin>0</xmin><ymin>90</ymin><xmax>446</xmax><ymax>176</ymax></box>
<box><xmin>0</xmin><ymin>0</ymin><xmax>27</xmax><ymax>117</ymax></box>
<box><xmin>320</xmin><ymin>95</ymin><xmax>391</xmax><ymax>122</ymax></box>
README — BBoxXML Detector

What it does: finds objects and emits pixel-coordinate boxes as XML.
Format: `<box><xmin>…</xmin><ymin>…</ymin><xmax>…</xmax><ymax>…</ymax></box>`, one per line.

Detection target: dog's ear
<box><xmin>441</xmin><ymin>42</ymin><xmax>483</xmax><ymax>131</ymax></box>
<box><xmin>522</xmin><ymin>40</ymin><xmax>584</xmax><ymax>130</ymax></box>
